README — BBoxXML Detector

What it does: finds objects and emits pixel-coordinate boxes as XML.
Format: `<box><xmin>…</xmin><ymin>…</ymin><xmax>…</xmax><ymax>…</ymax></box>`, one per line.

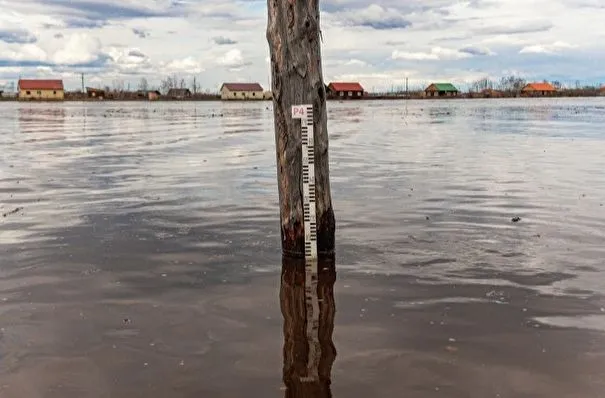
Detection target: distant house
<box><xmin>600</xmin><ymin>86</ymin><xmax>605</xmax><ymax>96</ymax></box>
<box><xmin>86</xmin><ymin>87</ymin><xmax>105</xmax><ymax>99</ymax></box>
<box><xmin>327</xmin><ymin>82</ymin><xmax>364</xmax><ymax>99</ymax></box>
<box><xmin>425</xmin><ymin>83</ymin><xmax>458</xmax><ymax>97</ymax></box>
<box><xmin>18</xmin><ymin>79</ymin><xmax>64</xmax><ymax>100</ymax></box>
<box><xmin>147</xmin><ymin>90</ymin><xmax>161</xmax><ymax>101</ymax></box>
<box><xmin>220</xmin><ymin>83</ymin><xmax>265</xmax><ymax>100</ymax></box>
<box><xmin>521</xmin><ymin>82</ymin><xmax>557</xmax><ymax>96</ymax></box>
<box><xmin>167</xmin><ymin>88</ymin><xmax>192</xmax><ymax>99</ymax></box>
<box><xmin>480</xmin><ymin>88</ymin><xmax>503</xmax><ymax>98</ymax></box>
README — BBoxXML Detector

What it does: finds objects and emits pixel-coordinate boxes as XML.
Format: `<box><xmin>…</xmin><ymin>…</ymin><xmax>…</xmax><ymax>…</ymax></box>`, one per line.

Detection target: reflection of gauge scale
<box><xmin>292</xmin><ymin>103</ymin><xmax>320</xmax><ymax>382</ymax></box>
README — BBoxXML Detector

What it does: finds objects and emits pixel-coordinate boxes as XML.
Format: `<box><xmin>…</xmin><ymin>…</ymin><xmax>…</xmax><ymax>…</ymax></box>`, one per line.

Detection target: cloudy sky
<box><xmin>0</xmin><ymin>0</ymin><xmax>604</xmax><ymax>92</ymax></box>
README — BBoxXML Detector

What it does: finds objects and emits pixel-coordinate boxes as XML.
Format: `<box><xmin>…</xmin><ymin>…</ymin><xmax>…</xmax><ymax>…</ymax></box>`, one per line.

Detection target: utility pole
<box><xmin>81</xmin><ymin>73</ymin><xmax>84</xmax><ymax>92</ymax></box>
<box><xmin>405</xmin><ymin>77</ymin><xmax>409</xmax><ymax>99</ymax></box>
<box><xmin>266</xmin><ymin>0</ymin><xmax>335</xmax><ymax>258</ymax></box>
<box><xmin>193</xmin><ymin>76</ymin><xmax>197</xmax><ymax>94</ymax></box>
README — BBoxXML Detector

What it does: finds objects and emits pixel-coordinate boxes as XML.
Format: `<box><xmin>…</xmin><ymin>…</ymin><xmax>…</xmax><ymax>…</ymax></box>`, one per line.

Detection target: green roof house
<box><xmin>425</xmin><ymin>83</ymin><xmax>459</xmax><ymax>97</ymax></box>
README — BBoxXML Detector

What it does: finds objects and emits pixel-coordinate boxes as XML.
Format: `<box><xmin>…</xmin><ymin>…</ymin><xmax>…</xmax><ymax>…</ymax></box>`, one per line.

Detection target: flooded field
<box><xmin>1</xmin><ymin>98</ymin><xmax>605</xmax><ymax>397</ymax></box>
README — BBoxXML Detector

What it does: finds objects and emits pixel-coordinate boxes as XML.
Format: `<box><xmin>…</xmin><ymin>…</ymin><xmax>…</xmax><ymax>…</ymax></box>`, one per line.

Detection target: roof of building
<box><xmin>426</xmin><ymin>83</ymin><xmax>458</xmax><ymax>92</ymax></box>
<box><xmin>328</xmin><ymin>82</ymin><xmax>364</xmax><ymax>92</ymax></box>
<box><xmin>523</xmin><ymin>82</ymin><xmax>556</xmax><ymax>91</ymax></box>
<box><xmin>167</xmin><ymin>88</ymin><xmax>192</xmax><ymax>95</ymax></box>
<box><xmin>221</xmin><ymin>83</ymin><xmax>264</xmax><ymax>92</ymax></box>
<box><xmin>18</xmin><ymin>79</ymin><xmax>64</xmax><ymax>90</ymax></box>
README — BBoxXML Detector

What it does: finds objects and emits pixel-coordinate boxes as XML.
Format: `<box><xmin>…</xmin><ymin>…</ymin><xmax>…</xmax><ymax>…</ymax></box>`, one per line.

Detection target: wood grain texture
<box><xmin>267</xmin><ymin>0</ymin><xmax>336</xmax><ymax>257</ymax></box>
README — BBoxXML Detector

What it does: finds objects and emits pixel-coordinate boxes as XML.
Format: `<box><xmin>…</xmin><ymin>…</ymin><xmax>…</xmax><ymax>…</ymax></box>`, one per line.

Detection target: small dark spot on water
<box><xmin>512</xmin><ymin>217</ymin><xmax>521</xmax><ymax>223</ymax></box>
<box><xmin>123</xmin><ymin>318</ymin><xmax>131</xmax><ymax>324</ymax></box>
<box><xmin>425</xmin><ymin>216</ymin><xmax>430</xmax><ymax>220</ymax></box>
<box><xmin>2</xmin><ymin>207</ymin><xmax>23</xmax><ymax>217</ymax></box>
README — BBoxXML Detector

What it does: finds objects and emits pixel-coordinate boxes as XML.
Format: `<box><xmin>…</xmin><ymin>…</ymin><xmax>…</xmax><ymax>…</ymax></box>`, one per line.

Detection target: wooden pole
<box><xmin>267</xmin><ymin>0</ymin><xmax>335</xmax><ymax>258</ymax></box>
<box><xmin>280</xmin><ymin>256</ymin><xmax>336</xmax><ymax>398</ymax></box>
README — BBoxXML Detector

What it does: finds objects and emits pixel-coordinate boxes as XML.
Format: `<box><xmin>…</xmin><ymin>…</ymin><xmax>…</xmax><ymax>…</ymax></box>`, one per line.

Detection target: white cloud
<box><xmin>0</xmin><ymin>0</ymin><xmax>604</xmax><ymax>91</ymax></box>
<box><xmin>519</xmin><ymin>41</ymin><xmax>577</xmax><ymax>54</ymax></box>
<box><xmin>52</xmin><ymin>33</ymin><xmax>102</xmax><ymax>64</ymax></box>
<box><xmin>392</xmin><ymin>46</ymin><xmax>472</xmax><ymax>61</ymax></box>
<box><xmin>217</xmin><ymin>48</ymin><xmax>248</xmax><ymax>70</ymax></box>
<box><xmin>344</xmin><ymin>59</ymin><xmax>368</xmax><ymax>66</ymax></box>
<box><xmin>164</xmin><ymin>57</ymin><xmax>204</xmax><ymax>74</ymax></box>
<box><xmin>0</xmin><ymin>43</ymin><xmax>47</xmax><ymax>62</ymax></box>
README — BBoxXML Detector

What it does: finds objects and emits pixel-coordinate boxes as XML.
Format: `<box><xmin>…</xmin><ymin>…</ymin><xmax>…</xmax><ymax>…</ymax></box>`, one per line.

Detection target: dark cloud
<box><xmin>212</xmin><ymin>36</ymin><xmax>237</xmax><ymax>45</ymax></box>
<box><xmin>339</xmin><ymin>6</ymin><xmax>413</xmax><ymax>30</ymax></box>
<box><xmin>132</xmin><ymin>28</ymin><xmax>149</xmax><ymax>38</ymax></box>
<box><xmin>63</xmin><ymin>17</ymin><xmax>108</xmax><ymax>29</ymax></box>
<box><xmin>49</xmin><ymin>0</ymin><xmax>169</xmax><ymax>19</ymax></box>
<box><xmin>460</xmin><ymin>46</ymin><xmax>494</xmax><ymax>56</ymax></box>
<box><xmin>128</xmin><ymin>50</ymin><xmax>146</xmax><ymax>58</ymax></box>
<box><xmin>356</xmin><ymin>19</ymin><xmax>412</xmax><ymax>30</ymax></box>
<box><xmin>0</xmin><ymin>56</ymin><xmax>109</xmax><ymax>68</ymax></box>
<box><xmin>0</xmin><ymin>29</ymin><xmax>37</xmax><ymax>44</ymax></box>
<box><xmin>476</xmin><ymin>22</ymin><xmax>553</xmax><ymax>35</ymax></box>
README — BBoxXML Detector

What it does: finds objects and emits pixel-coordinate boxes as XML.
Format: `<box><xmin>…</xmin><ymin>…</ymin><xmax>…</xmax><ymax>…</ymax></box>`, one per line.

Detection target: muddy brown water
<box><xmin>1</xmin><ymin>99</ymin><xmax>605</xmax><ymax>397</ymax></box>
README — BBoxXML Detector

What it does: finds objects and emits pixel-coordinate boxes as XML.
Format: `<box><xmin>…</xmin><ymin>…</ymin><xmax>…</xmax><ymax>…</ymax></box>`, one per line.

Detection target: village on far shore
<box><xmin>1</xmin><ymin>78</ymin><xmax>604</xmax><ymax>102</ymax></box>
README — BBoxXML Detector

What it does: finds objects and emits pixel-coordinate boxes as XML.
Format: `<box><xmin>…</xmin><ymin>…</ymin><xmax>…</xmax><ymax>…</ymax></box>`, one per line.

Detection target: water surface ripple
<box><xmin>1</xmin><ymin>99</ymin><xmax>605</xmax><ymax>397</ymax></box>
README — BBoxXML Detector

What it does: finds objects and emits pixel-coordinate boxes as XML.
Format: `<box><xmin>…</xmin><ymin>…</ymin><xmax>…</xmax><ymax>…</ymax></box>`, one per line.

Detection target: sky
<box><xmin>0</xmin><ymin>0</ymin><xmax>604</xmax><ymax>92</ymax></box>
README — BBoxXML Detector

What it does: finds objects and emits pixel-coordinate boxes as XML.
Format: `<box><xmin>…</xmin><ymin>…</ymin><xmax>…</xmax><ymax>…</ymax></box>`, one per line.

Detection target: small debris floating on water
<box><xmin>511</xmin><ymin>216</ymin><xmax>521</xmax><ymax>223</ymax></box>
<box><xmin>2</xmin><ymin>207</ymin><xmax>23</xmax><ymax>217</ymax></box>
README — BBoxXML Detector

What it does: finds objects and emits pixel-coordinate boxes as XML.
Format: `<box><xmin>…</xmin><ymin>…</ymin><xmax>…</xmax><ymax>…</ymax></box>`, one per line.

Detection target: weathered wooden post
<box><xmin>266</xmin><ymin>0</ymin><xmax>335</xmax><ymax>258</ymax></box>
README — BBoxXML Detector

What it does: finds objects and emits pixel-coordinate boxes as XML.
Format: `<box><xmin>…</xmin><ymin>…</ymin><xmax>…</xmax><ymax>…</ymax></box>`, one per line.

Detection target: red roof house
<box><xmin>18</xmin><ymin>79</ymin><xmax>64</xmax><ymax>91</ymax></box>
<box><xmin>327</xmin><ymin>82</ymin><xmax>365</xmax><ymax>99</ymax></box>
<box><xmin>220</xmin><ymin>82</ymin><xmax>266</xmax><ymax>100</ymax></box>
<box><xmin>521</xmin><ymin>82</ymin><xmax>557</xmax><ymax>96</ymax></box>
<box><xmin>220</xmin><ymin>83</ymin><xmax>264</xmax><ymax>92</ymax></box>
<box><xmin>17</xmin><ymin>79</ymin><xmax>65</xmax><ymax>100</ymax></box>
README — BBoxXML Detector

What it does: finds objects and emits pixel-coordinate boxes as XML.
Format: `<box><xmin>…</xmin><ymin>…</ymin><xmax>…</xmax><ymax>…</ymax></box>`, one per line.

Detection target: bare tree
<box><xmin>138</xmin><ymin>78</ymin><xmax>149</xmax><ymax>92</ymax></box>
<box><xmin>498</xmin><ymin>75</ymin><xmax>526</xmax><ymax>94</ymax></box>
<box><xmin>112</xmin><ymin>79</ymin><xmax>125</xmax><ymax>92</ymax></box>
<box><xmin>470</xmin><ymin>77</ymin><xmax>494</xmax><ymax>92</ymax></box>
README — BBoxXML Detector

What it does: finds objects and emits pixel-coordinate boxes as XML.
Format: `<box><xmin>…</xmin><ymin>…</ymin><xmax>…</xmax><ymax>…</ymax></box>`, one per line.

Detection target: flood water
<box><xmin>1</xmin><ymin>98</ymin><xmax>605</xmax><ymax>397</ymax></box>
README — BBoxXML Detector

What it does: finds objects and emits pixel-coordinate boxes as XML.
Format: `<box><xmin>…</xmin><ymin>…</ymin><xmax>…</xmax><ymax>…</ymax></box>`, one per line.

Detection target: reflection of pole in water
<box><xmin>281</xmin><ymin>256</ymin><xmax>336</xmax><ymax>398</ymax></box>
<box><xmin>302</xmin><ymin>257</ymin><xmax>320</xmax><ymax>382</ymax></box>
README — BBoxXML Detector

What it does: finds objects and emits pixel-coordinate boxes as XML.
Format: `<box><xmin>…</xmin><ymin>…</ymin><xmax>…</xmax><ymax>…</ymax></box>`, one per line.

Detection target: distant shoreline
<box><xmin>0</xmin><ymin>94</ymin><xmax>603</xmax><ymax>103</ymax></box>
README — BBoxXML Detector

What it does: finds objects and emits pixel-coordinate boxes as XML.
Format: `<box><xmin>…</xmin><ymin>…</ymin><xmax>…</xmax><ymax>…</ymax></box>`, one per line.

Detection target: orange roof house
<box><xmin>521</xmin><ymin>82</ymin><xmax>557</xmax><ymax>96</ymax></box>
<box><xmin>327</xmin><ymin>82</ymin><xmax>365</xmax><ymax>99</ymax></box>
<box><xmin>600</xmin><ymin>86</ymin><xmax>605</xmax><ymax>96</ymax></box>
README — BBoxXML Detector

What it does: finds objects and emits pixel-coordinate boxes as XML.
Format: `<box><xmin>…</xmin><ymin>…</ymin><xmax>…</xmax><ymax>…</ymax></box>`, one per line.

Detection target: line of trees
<box><xmin>103</xmin><ymin>76</ymin><xmax>209</xmax><ymax>95</ymax></box>
<box><xmin>469</xmin><ymin>76</ymin><xmax>600</xmax><ymax>94</ymax></box>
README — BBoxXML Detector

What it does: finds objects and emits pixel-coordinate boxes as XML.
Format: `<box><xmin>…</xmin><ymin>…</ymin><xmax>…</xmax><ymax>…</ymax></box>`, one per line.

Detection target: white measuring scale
<box><xmin>292</xmin><ymin>103</ymin><xmax>320</xmax><ymax>382</ymax></box>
